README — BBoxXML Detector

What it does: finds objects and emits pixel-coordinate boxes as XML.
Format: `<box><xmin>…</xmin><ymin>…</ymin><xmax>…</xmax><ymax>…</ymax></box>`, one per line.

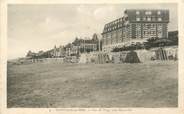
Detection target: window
<box><xmin>153</xmin><ymin>24</ymin><xmax>156</xmax><ymax>28</ymax></box>
<box><xmin>136</xmin><ymin>18</ymin><xmax>140</xmax><ymax>21</ymax></box>
<box><xmin>151</xmin><ymin>24</ymin><xmax>155</xmax><ymax>28</ymax></box>
<box><xmin>136</xmin><ymin>24</ymin><xmax>141</xmax><ymax>29</ymax></box>
<box><xmin>157</xmin><ymin>11</ymin><xmax>161</xmax><ymax>15</ymax></box>
<box><xmin>147</xmin><ymin>24</ymin><xmax>151</xmax><ymax>29</ymax></box>
<box><xmin>136</xmin><ymin>11</ymin><xmax>140</xmax><ymax>15</ymax></box>
<box><xmin>145</xmin><ymin>11</ymin><xmax>152</xmax><ymax>15</ymax></box>
<box><xmin>143</xmin><ymin>31</ymin><xmax>146</xmax><ymax>35</ymax></box>
<box><xmin>152</xmin><ymin>17</ymin><xmax>156</xmax><ymax>21</ymax></box>
<box><xmin>158</xmin><ymin>18</ymin><xmax>162</xmax><ymax>21</ymax></box>
<box><xmin>147</xmin><ymin>17</ymin><xmax>151</xmax><ymax>21</ymax></box>
<box><xmin>143</xmin><ymin>17</ymin><xmax>146</xmax><ymax>21</ymax></box>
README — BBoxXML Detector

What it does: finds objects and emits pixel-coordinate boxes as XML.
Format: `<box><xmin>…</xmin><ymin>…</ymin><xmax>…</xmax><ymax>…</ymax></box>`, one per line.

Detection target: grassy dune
<box><xmin>7</xmin><ymin>61</ymin><xmax>178</xmax><ymax>108</ymax></box>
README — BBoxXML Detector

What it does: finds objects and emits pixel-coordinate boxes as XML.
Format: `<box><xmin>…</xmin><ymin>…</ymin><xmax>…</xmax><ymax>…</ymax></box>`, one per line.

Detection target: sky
<box><xmin>8</xmin><ymin>3</ymin><xmax>178</xmax><ymax>59</ymax></box>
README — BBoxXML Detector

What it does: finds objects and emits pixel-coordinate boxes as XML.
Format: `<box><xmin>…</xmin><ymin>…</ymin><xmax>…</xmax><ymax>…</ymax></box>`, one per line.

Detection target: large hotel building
<box><xmin>101</xmin><ymin>9</ymin><xmax>169</xmax><ymax>52</ymax></box>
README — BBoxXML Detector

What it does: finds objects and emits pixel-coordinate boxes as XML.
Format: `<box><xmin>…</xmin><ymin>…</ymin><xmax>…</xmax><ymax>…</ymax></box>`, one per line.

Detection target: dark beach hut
<box><xmin>124</xmin><ymin>50</ymin><xmax>141</xmax><ymax>63</ymax></box>
<box><xmin>155</xmin><ymin>47</ymin><xmax>168</xmax><ymax>60</ymax></box>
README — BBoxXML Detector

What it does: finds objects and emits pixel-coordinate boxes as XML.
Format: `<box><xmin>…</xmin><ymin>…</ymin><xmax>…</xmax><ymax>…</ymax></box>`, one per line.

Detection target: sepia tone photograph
<box><xmin>6</xmin><ymin>3</ymin><xmax>178</xmax><ymax>108</ymax></box>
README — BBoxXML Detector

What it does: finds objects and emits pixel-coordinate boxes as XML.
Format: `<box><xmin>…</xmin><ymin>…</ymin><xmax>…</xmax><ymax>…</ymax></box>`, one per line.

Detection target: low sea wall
<box><xmin>14</xmin><ymin>46</ymin><xmax>178</xmax><ymax>65</ymax></box>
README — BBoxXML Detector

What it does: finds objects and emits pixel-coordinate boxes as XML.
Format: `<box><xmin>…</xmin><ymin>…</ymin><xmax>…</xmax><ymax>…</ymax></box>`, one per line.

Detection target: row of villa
<box><xmin>26</xmin><ymin>33</ymin><xmax>102</xmax><ymax>59</ymax></box>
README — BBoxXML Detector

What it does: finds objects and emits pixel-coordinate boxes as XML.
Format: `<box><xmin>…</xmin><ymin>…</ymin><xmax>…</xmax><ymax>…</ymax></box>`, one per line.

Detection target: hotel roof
<box><xmin>102</xmin><ymin>9</ymin><xmax>169</xmax><ymax>34</ymax></box>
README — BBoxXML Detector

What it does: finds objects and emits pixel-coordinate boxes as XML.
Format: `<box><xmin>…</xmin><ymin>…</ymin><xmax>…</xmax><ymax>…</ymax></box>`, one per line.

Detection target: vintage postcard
<box><xmin>0</xmin><ymin>0</ymin><xmax>184</xmax><ymax>114</ymax></box>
